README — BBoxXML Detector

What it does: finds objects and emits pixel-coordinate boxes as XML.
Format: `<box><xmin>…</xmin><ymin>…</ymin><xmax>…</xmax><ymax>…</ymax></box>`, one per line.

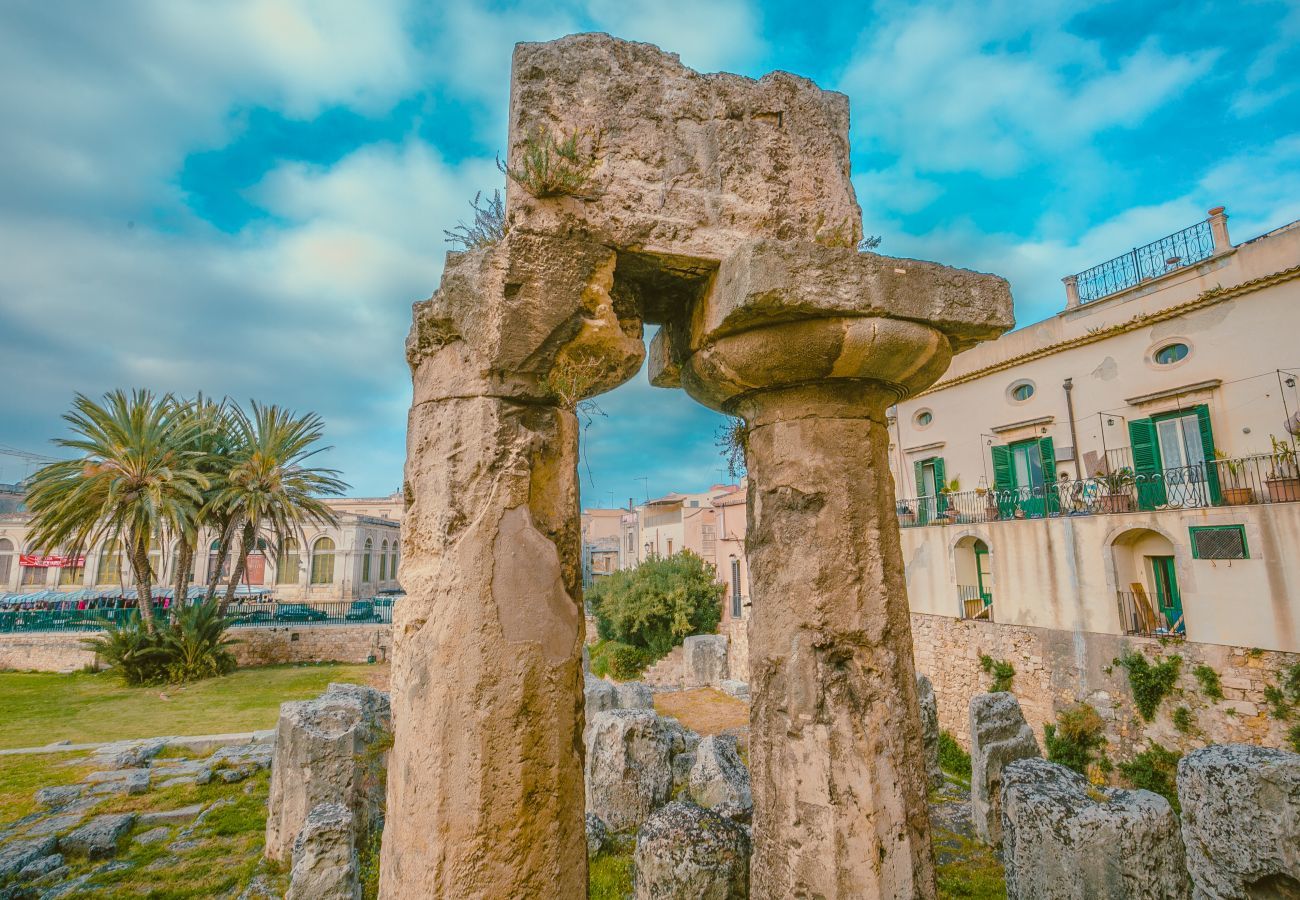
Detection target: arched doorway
<box><xmin>954</xmin><ymin>536</ymin><xmax>993</xmax><ymax>620</ymax></box>
<box><xmin>1112</xmin><ymin>528</ymin><xmax>1184</xmax><ymax>636</ymax></box>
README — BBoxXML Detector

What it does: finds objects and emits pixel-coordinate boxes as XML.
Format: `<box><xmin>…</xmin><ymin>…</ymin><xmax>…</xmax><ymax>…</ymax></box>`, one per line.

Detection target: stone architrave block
<box><xmin>682</xmin><ymin>635</ymin><xmax>729</xmax><ymax>688</ymax></box>
<box><xmin>287</xmin><ymin>803</ymin><xmax>360</xmax><ymax>900</ymax></box>
<box><xmin>633</xmin><ymin>800</ymin><xmax>751</xmax><ymax>900</ymax></box>
<box><xmin>1177</xmin><ymin>744</ymin><xmax>1300</xmax><ymax>899</ymax></box>
<box><xmin>969</xmin><ymin>692</ymin><xmax>1039</xmax><ymax>845</ymax></box>
<box><xmin>265</xmin><ymin>684</ymin><xmax>391</xmax><ymax>863</ymax></box>
<box><xmin>586</xmin><ymin>709</ymin><xmax>688</xmax><ymax>832</ymax></box>
<box><xmin>688</xmin><ymin>734</ymin><xmax>752</xmax><ymax>822</ymax></box>
<box><xmin>1001</xmin><ymin>758</ymin><xmax>1191</xmax><ymax>900</ymax></box>
<box><xmin>916</xmin><ymin>673</ymin><xmax>942</xmax><ymax>789</ymax></box>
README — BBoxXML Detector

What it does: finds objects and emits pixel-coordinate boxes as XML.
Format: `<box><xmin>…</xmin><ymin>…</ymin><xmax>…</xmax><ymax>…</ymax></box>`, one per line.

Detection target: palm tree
<box><xmin>24</xmin><ymin>390</ymin><xmax>208</xmax><ymax>633</ymax></box>
<box><xmin>209</xmin><ymin>402</ymin><xmax>347</xmax><ymax>614</ymax></box>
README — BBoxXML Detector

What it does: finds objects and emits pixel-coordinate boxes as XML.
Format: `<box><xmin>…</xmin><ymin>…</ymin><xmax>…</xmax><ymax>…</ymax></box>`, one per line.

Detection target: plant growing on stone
<box><xmin>498</xmin><ymin>125</ymin><xmax>602</xmax><ymax>199</ymax></box>
<box><xmin>1118</xmin><ymin>742</ymin><xmax>1182</xmax><ymax>812</ymax></box>
<box><xmin>1288</xmin><ymin>724</ymin><xmax>1300</xmax><ymax>754</ymax></box>
<box><xmin>1192</xmin><ymin>664</ymin><xmax>1223</xmax><ymax>701</ymax></box>
<box><xmin>1043</xmin><ymin>703</ymin><xmax>1106</xmax><ymax>775</ymax></box>
<box><xmin>443</xmin><ymin>189</ymin><xmax>507</xmax><ymax>250</ymax></box>
<box><xmin>858</xmin><ymin>234</ymin><xmax>883</xmax><ymax>251</ymax></box>
<box><xmin>587</xmin><ymin>551</ymin><xmax>725</xmax><ymax>658</ymax></box>
<box><xmin>716</xmin><ymin>416</ymin><xmax>748</xmax><ymax>478</ymax></box>
<box><xmin>1172</xmin><ymin>705</ymin><xmax>1195</xmax><ymax>734</ymax></box>
<box><xmin>1118</xmin><ymin>651</ymin><xmax>1181</xmax><ymax>721</ymax></box>
<box><xmin>1264</xmin><ymin>684</ymin><xmax>1291</xmax><ymax>720</ymax></box>
<box><xmin>980</xmin><ymin>654</ymin><xmax>1015</xmax><ymax>693</ymax></box>
<box><xmin>541</xmin><ymin>351</ymin><xmax>614</xmax><ymax>409</ymax></box>
<box><xmin>937</xmin><ymin>730</ymin><xmax>971</xmax><ymax>780</ymax></box>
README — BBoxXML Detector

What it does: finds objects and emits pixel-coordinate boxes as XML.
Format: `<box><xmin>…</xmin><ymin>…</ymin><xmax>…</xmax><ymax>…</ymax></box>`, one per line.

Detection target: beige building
<box><xmin>0</xmin><ymin>494</ymin><xmax>403</xmax><ymax>602</ymax></box>
<box><xmin>889</xmin><ymin>207</ymin><xmax>1300</xmax><ymax>651</ymax></box>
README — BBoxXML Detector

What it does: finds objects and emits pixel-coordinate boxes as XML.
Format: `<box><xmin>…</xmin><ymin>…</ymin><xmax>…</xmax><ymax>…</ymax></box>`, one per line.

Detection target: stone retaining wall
<box><xmin>910</xmin><ymin>612</ymin><xmax>1300</xmax><ymax>758</ymax></box>
<box><xmin>0</xmin><ymin>625</ymin><xmax>392</xmax><ymax>673</ymax></box>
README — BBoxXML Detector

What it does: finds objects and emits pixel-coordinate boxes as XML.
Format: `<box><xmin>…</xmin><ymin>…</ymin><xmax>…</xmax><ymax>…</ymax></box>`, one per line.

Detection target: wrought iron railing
<box><xmin>896</xmin><ymin>453</ymin><xmax>1299</xmax><ymax>528</ymax></box>
<box><xmin>0</xmin><ymin>598</ymin><xmax>396</xmax><ymax>633</ymax></box>
<box><xmin>957</xmin><ymin>584</ymin><xmax>992</xmax><ymax>621</ymax></box>
<box><xmin>1075</xmin><ymin>219</ymin><xmax>1216</xmax><ymax>303</ymax></box>
<box><xmin>1117</xmin><ymin>590</ymin><xmax>1185</xmax><ymax>639</ymax></box>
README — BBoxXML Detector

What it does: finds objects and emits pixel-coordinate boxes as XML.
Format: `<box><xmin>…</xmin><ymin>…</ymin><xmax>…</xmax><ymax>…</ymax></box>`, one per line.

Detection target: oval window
<box><xmin>915</xmin><ymin>410</ymin><xmax>933</xmax><ymax>427</ymax></box>
<box><xmin>1154</xmin><ymin>342</ymin><xmax>1189</xmax><ymax>365</ymax></box>
<box><xmin>1010</xmin><ymin>382</ymin><xmax>1035</xmax><ymax>402</ymax></box>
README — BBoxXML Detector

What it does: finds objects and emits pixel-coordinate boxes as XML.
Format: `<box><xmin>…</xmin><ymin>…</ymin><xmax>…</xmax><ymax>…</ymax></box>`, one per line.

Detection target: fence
<box><xmin>0</xmin><ymin>599</ymin><xmax>396</xmax><ymax>633</ymax></box>
<box><xmin>1116</xmin><ymin>590</ymin><xmax>1185</xmax><ymax>639</ymax></box>
<box><xmin>1074</xmin><ymin>218</ymin><xmax>1216</xmax><ymax>303</ymax></box>
<box><xmin>957</xmin><ymin>584</ymin><xmax>992</xmax><ymax>621</ymax></box>
<box><xmin>896</xmin><ymin>452</ymin><xmax>1300</xmax><ymax>529</ymax></box>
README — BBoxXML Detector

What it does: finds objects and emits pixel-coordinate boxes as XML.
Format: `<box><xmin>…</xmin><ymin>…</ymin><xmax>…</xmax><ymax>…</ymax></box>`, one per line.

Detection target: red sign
<box><xmin>18</xmin><ymin>555</ymin><xmax>86</xmax><ymax>568</ymax></box>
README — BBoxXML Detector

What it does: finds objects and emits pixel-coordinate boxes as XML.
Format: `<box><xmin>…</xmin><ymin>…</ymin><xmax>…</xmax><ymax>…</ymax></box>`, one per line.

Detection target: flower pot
<box><xmin>1221</xmin><ymin>486</ymin><xmax>1255</xmax><ymax>506</ymax></box>
<box><xmin>1266</xmin><ymin>477</ymin><xmax>1300</xmax><ymax>503</ymax></box>
<box><xmin>1099</xmin><ymin>493</ymin><xmax>1134</xmax><ymax>514</ymax></box>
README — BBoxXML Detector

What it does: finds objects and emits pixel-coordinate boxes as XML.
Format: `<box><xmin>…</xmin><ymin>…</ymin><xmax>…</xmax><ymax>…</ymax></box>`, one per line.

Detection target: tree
<box><xmin>208</xmin><ymin>402</ymin><xmax>347</xmax><ymax>614</ymax></box>
<box><xmin>588</xmin><ymin>551</ymin><xmax>725</xmax><ymax>657</ymax></box>
<box><xmin>24</xmin><ymin>389</ymin><xmax>207</xmax><ymax>633</ymax></box>
<box><xmin>167</xmin><ymin>395</ymin><xmax>236</xmax><ymax>611</ymax></box>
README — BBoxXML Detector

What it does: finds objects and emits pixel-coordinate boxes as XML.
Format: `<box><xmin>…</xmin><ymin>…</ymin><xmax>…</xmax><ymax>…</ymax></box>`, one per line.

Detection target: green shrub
<box><xmin>1172</xmin><ymin>705</ymin><xmax>1194</xmax><ymax>734</ymax></box>
<box><xmin>82</xmin><ymin>599</ymin><xmax>237</xmax><ymax>686</ymax></box>
<box><xmin>358</xmin><ymin>822</ymin><xmax>382</xmax><ymax>900</ymax></box>
<box><xmin>1288</xmin><ymin>724</ymin><xmax>1300</xmax><ymax>754</ymax></box>
<box><xmin>1043</xmin><ymin>704</ymin><xmax>1106</xmax><ymax>775</ymax></box>
<box><xmin>1264</xmin><ymin>685</ymin><xmax>1291</xmax><ymax>720</ymax></box>
<box><xmin>979</xmin><ymin>654</ymin><xmax>1015</xmax><ymax>693</ymax></box>
<box><xmin>938</xmin><ymin>730</ymin><xmax>971</xmax><ymax>780</ymax></box>
<box><xmin>82</xmin><ymin>614</ymin><xmax>170</xmax><ymax>686</ymax></box>
<box><xmin>1119</xmin><ymin>743</ymin><xmax>1182</xmax><ymax>812</ymax></box>
<box><xmin>1118</xmin><ymin>651</ymin><xmax>1181</xmax><ymax>721</ymax></box>
<box><xmin>587</xmin><ymin>640</ymin><xmax>654</xmax><ymax>681</ymax></box>
<box><xmin>498</xmin><ymin>125</ymin><xmax>601</xmax><ymax>199</ymax></box>
<box><xmin>1192</xmin><ymin>664</ymin><xmax>1223</xmax><ymax>701</ymax></box>
<box><xmin>588</xmin><ymin>551</ymin><xmax>724</xmax><ymax>657</ymax></box>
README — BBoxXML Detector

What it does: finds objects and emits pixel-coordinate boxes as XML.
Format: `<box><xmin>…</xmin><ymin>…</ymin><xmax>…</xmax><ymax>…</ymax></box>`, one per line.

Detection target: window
<box><xmin>310</xmin><ymin>537</ymin><xmax>336</xmax><ymax>584</ymax></box>
<box><xmin>390</xmin><ymin>546</ymin><xmax>399</xmax><ymax>580</ymax></box>
<box><xmin>1190</xmin><ymin>525</ymin><xmax>1248</xmax><ymax>560</ymax></box>
<box><xmin>1128</xmin><ymin>406</ymin><xmax>1219</xmax><ymax>509</ymax></box>
<box><xmin>21</xmin><ymin>549</ymin><xmax>46</xmax><ymax>587</ymax></box>
<box><xmin>1009</xmin><ymin>381</ymin><xmax>1035</xmax><ymax>402</ymax></box>
<box><xmin>914</xmin><ymin>410</ymin><xmax>933</xmax><ymax>428</ymax></box>
<box><xmin>730</xmin><ymin>558</ymin><xmax>742</xmax><ymax>619</ymax></box>
<box><xmin>0</xmin><ymin>538</ymin><xmax>12</xmax><ymax>584</ymax></box>
<box><xmin>362</xmin><ymin>538</ymin><xmax>373</xmax><ymax>583</ymax></box>
<box><xmin>276</xmin><ymin>540</ymin><xmax>300</xmax><ymax>585</ymax></box>
<box><xmin>59</xmin><ymin>549</ymin><xmax>85</xmax><ymax>586</ymax></box>
<box><xmin>666</xmin><ymin>539</ymin><xmax>673</xmax><ymax>555</ymax></box>
<box><xmin>1154</xmin><ymin>343</ymin><xmax>1189</xmax><ymax>365</ymax></box>
<box><xmin>379</xmin><ymin>540</ymin><xmax>389</xmax><ymax>581</ymax></box>
<box><xmin>702</xmin><ymin>524</ymin><xmax>716</xmax><ymax>551</ymax></box>
<box><xmin>98</xmin><ymin>541</ymin><xmax>123</xmax><ymax>585</ymax></box>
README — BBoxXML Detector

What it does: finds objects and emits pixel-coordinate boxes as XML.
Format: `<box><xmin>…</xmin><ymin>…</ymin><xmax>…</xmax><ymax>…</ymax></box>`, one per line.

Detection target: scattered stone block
<box><xmin>59</xmin><ymin>813</ymin><xmax>136</xmax><ymax>859</ymax></box>
<box><xmin>615</xmin><ymin>681</ymin><xmax>655</xmax><ymax>710</ymax></box>
<box><xmin>265</xmin><ymin>684</ymin><xmax>390</xmax><ymax>864</ymax></box>
<box><xmin>586</xmin><ymin>709</ymin><xmax>689</xmax><ymax>832</ymax></box>
<box><xmin>22</xmin><ymin>814</ymin><xmax>84</xmax><ymax>838</ymax></box>
<box><xmin>719</xmin><ymin>680</ymin><xmax>749</xmax><ymax>700</ymax></box>
<box><xmin>688</xmin><ymin>735</ymin><xmax>752</xmax><ymax>822</ymax></box>
<box><xmin>585</xmin><ymin>813</ymin><xmax>608</xmax><ymax>857</ymax></box>
<box><xmin>682</xmin><ymin>636</ymin><xmax>729</xmax><ymax>688</ymax></box>
<box><xmin>969</xmin><ymin>692</ymin><xmax>1039</xmax><ymax>845</ymax></box>
<box><xmin>198</xmin><ymin>742</ymin><xmax>273</xmax><ymax>786</ymax></box>
<box><xmin>133</xmin><ymin>827</ymin><xmax>171</xmax><ymax>846</ymax></box>
<box><xmin>137</xmin><ymin>805</ymin><xmax>204</xmax><ymax>827</ymax></box>
<box><xmin>287</xmin><ymin>803</ymin><xmax>359</xmax><ymax>900</ymax></box>
<box><xmin>33</xmin><ymin>787</ymin><xmax>83</xmax><ymax>810</ymax></box>
<box><xmin>1178</xmin><ymin>744</ymin><xmax>1300</xmax><ymax>899</ymax></box>
<box><xmin>585</xmin><ymin>675</ymin><xmax>618</xmax><ymax>725</ymax></box>
<box><xmin>15</xmin><ymin>853</ymin><xmax>63</xmax><ymax>881</ymax></box>
<box><xmin>632</xmin><ymin>800</ymin><xmax>750</xmax><ymax>900</ymax></box>
<box><xmin>916</xmin><ymin>673</ymin><xmax>942</xmax><ymax>790</ymax></box>
<box><xmin>90</xmin><ymin>738</ymin><xmax>165</xmax><ymax>770</ymax></box>
<box><xmin>1001</xmin><ymin>758</ymin><xmax>1190</xmax><ymax>899</ymax></box>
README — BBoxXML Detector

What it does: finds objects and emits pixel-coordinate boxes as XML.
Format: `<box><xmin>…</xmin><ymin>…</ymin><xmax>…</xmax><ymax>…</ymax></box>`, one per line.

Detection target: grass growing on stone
<box><xmin>934</xmin><ymin>830</ymin><xmax>1006</xmax><ymax>899</ymax></box>
<box><xmin>0</xmin><ymin>663</ymin><xmax>380</xmax><ymax>749</ymax></box>
<box><xmin>588</xmin><ymin>846</ymin><xmax>634</xmax><ymax>899</ymax></box>
<box><xmin>0</xmin><ymin>750</ymin><xmax>95</xmax><ymax>823</ymax></box>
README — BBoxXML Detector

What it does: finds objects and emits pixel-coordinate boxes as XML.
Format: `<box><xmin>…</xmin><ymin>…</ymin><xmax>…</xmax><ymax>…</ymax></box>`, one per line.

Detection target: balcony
<box><xmin>1116</xmin><ymin>589</ymin><xmax>1184</xmax><ymax>639</ymax></box>
<box><xmin>1070</xmin><ymin>216</ymin><xmax>1218</xmax><ymax>304</ymax></box>
<box><xmin>896</xmin><ymin>452</ymin><xmax>1300</xmax><ymax>529</ymax></box>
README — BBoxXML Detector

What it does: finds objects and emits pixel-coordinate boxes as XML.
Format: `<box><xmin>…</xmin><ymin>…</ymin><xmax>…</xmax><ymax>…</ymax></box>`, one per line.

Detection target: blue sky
<box><xmin>1</xmin><ymin>1</ymin><xmax>1297</xmax><ymax>504</ymax></box>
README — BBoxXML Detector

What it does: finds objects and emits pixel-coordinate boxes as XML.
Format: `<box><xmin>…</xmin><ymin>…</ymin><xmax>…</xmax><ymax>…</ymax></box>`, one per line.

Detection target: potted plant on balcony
<box><xmin>1265</xmin><ymin>436</ymin><xmax>1300</xmax><ymax>502</ymax></box>
<box><xmin>1098</xmin><ymin>467</ymin><xmax>1136</xmax><ymax>513</ymax></box>
<box><xmin>938</xmin><ymin>478</ymin><xmax>962</xmax><ymax>523</ymax></box>
<box><xmin>1215</xmin><ymin>450</ymin><xmax>1255</xmax><ymax>505</ymax></box>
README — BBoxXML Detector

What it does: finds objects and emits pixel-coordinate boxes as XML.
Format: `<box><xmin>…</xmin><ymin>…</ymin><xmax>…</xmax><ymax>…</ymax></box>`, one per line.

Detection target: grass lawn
<box><xmin>0</xmin><ymin>662</ymin><xmax>382</xmax><ymax>749</ymax></box>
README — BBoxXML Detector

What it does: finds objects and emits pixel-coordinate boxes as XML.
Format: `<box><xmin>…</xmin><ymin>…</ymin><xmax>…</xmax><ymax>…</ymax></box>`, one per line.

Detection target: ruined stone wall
<box><xmin>0</xmin><ymin>632</ymin><xmax>99</xmax><ymax>672</ymax></box>
<box><xmin>910</xmin><ymin>612</ymin><xmax>1300</xmax><ymax>758</ymax></box>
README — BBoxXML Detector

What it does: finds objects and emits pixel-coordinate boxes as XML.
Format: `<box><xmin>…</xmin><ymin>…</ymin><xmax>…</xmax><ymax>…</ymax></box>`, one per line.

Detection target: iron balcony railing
<box><xmin>1074</xmin><ymin>218</ymin><xmax>1216</xmax><ymax>303</ymax></box>
<box><xmin>0</xmin><ymin>598</ymin><xmax>397</xmax><ymax>633</ymax></box>
<box><xmin>896</xmin><ymin>452</ymin><xmax>1299</xmax><ymax>529</ymax></box>
<box><xmin>957</xmin><ymin>584</ymin><xmax>993</xmax><ymax>622</ymax></box>
<box><xmin>1117</xmin><ymin>590</ymin><xmax>1185</xmax><ymax>639</ymax></box>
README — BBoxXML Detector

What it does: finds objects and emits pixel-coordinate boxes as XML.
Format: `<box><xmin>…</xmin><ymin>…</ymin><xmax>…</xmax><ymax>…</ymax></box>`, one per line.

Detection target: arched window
<box><xmin>98</xmin><ymin>541</ymin><xmax>123</xmax><ymax>586</ymax></box>
<box><xmin>362</xmin><ymin>538</ymin><xmax>373</xmax><ymax>583</ymax></box>
<box><xmin>276</xmin><ymin>539</ymin><xmax>300</xmax><ymax>585</ymax></box>
<box><xmin>207</xmin><ymin>538</ymin><xmax>232</xmax><ymax>583</ymax></box>
<box><xmin>21</xmin><ymin>548</ymin><xmax>46</xmax><ymax>587</ymax></box>
<box><xmin>310</xmin><ymin>537</ymin><xmax>336</xmax><ymax>585</ymax></box>
<box><xmin>390</xmin><ymin>544</ymin><xmax>398</xmax><ymax>581</ymax></box>
<box><xmin>0</xmin><ymin>538</ymin><xmax>12</xmax><ymax>584</ymax></box>
<box><xmin>379</xmin><ymin>540</ymin><xmax>388</xmax><ymax>581</ymax></box>
<box><xmin>59</xmin><ymin>548</ymin><xmax>85</xmax><ymax>586</ymax></box>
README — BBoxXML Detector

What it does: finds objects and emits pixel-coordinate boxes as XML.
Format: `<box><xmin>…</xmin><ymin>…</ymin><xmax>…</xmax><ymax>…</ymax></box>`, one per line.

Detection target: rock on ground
<box><xmin>0</xmin><ymin>837</ymin><xmax>57</xmax><ymax>879</ymax></box>
<box><xmin>585</xmin><ymin>813</ymin><xmax>607</xmax><ymax>857</ymax></box>
<box><xmin>1001</xmin><ymin>758</ymin><xmax>1190</xmax><ymax>899</ymax></box>
<box><xmin>287</xmin><ymin>802</ymin><xmax>360</xmax><ymax>900</ymax></box>
<box><xmin>632</xmin><ymin>800</ymin><xmax>750</xmax><ymax>900</ymax></box>
<box><xmin>586</xmin><ymin>709</ymin><xmax>694</xmax><ymax>832</ymax></box>
<box><xmin>585</xmin><ymin>675</ymin><xmax>619</xmax><ymax>725</ymax></box>
<box><xmin>969</xmin><ymin>692</ymin><xmax>1039</xmax><ymax>845</ymax></box>
<box><xmin>59</xmin><ymin>813</ymin><xmax>136</xmax><ymax>860</ymax></box>
<box><xmin>89</xmin><ymin>738</ymin><xmax>165</xmax><ymax>770</ymax></box>
<box><xmin>916</xmin><ymin>673</ymin><xmax>942</xmax><ymax>790</ymax></box>
<box><xmin>682</xmin><ymin>636</ymin><xmax>729</xmax><ymax>688</ymax></box>
<box><xmin>719</xmin><ymin>680</ymin><xmax>749</xmax><ymax>700</ymax></box>
<box><xmin>688</xmin><ymin>735</ymin><xmax>752</xmax><ymax>821</ymax></box>
<box><xmin>615</xmin><ymin>681</ymin><xmax>655</xmax><ymax>710</ymax></box>
<box><xmin>265</xmin><ymin>683</ymin><xmax>390</xmax><ymax>863</ymax></box>
<box><xmin>1177</xmin><ymin>744</ymin><xmax>1300</xmax><ymax>899</ymax></box>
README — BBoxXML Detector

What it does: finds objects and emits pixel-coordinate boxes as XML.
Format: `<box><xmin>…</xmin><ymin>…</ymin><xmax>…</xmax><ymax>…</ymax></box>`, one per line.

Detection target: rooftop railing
<box><xmin>1072</xmin><ymin>217</ymin><xmax>1217</xmax><ymax>303</ymax></box>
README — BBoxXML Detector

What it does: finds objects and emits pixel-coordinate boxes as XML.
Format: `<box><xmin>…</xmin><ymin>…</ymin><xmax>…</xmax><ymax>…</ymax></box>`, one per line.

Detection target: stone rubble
<box><xmin>916</xmin><ymin>673</ymin><xmax>943</xmax><ymax>790</ymax></box>
<box><xmin>969</xmin><ymin>691</ymin><xmax>1040</xmax><ymax>845</ymax></box>
<box><xmin>586</xmin><ymin>709</ymin><xmax>698</xmax><ymax>833</ymax></box>
<box><xmin>287</xmin><ymin>802</ymin><xmax>360</xmax><ymax>900</ymax></box>
<box><xmin>688</xmin><ymin>735</ymin><xmax>753</xmax><ymax>822</ymax></box>
<box><xmin>59</xmin><ymin>813</ymin><xmax>137</xmax><ymax>860</ymax></box>
<box><xmin>632</xmin><ymin>800</ymin><xmax>751</xmax><ymax>900</ymax></box>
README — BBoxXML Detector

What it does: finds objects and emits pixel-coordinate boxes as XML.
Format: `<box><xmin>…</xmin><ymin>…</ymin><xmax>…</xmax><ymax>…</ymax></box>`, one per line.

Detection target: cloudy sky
<box><xmin>1</xmin><ymin>1</ymin><xmax>1297</xmax><ymax>504</ymax></box>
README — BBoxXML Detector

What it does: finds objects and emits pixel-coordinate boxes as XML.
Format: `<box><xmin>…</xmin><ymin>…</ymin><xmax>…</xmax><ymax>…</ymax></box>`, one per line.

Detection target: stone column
<box><xmin>1062</xmin><ymin>273</ymin><xmax>1081</xmax><ymax>309</ymax></box>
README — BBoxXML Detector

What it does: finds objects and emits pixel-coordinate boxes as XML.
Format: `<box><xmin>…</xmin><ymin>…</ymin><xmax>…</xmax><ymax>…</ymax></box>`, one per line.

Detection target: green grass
<box><xmin>935</xmin><ymin>828</ymin><xmax>1006</xmax><ymax>898</ymax></box>
<box><xmin>589</xmin><ymin>847</ymin><xmax>634</xmax><ymax>899</ymax></box>
<box><xmin>0</xmin><ymin>663</ymin><xmax>379</xmax><ymax>749</ymax></box>
<box><xmin>0</xmin><ymin>750</ymin><xmax>95</xmax><ymax>823</ymax></box>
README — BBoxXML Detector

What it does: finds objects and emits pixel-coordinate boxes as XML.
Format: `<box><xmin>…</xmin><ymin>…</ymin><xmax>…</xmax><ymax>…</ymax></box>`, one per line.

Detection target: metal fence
<box><xmin>1116</xmin><ymin>590</ymin><xmax>1185</xmax><ymax>639</ymax></box>
<box><xmin>1075</xmin><ymin>218</ymin><xmax>1215</xmax><ymax>303</ymax></box>
<box><xmin>0</xmin><ymin>598</ymin><xmax>396</xmax><ymax>633</ymax></box>
<box><xmin>896</xmin><ymin>452</ymin><xmax>1299</xmax><ymax>529</ymax></box>
<box><xmin>957</xmin><ymin>584</ymin><xmax>992</xmax><ymax>621</ymax></box>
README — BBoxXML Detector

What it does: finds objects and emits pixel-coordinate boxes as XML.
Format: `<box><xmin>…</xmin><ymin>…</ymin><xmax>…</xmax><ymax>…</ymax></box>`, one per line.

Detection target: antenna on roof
<box><xmin>636</xmin><ymin>476</ymin><xmax>650</xmax><ymax>503</ymax></box>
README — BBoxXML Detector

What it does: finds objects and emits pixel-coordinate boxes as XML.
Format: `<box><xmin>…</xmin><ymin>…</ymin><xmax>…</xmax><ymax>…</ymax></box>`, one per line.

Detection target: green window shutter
<box><xmin>1128</xmin><ymin>417</ymin><xmax>1166</xmax><ymax>509</ymax></box>
<box><xmin>991</xmin><ymin>446</ymin><xmax>1013</xmax><ymax>490</ymax></box>
<box><xmin>933</xmin><ymin>457</ymin><xmax>948</xmax><ymax>513</ymax></box>
<box><xmin>1194</xmin><ymin>405</ymin><xmax>1222</xmax><ymax>504</ymax></box>
<box><xmin>1038</xmin><ymin>436</ymin><xmax>1059</xmax><ymax>513</ymax></box>
<box><xmin>914</xmin><ymin>460</ymin><xmax>927</xmax><ymax>497</ymax></box>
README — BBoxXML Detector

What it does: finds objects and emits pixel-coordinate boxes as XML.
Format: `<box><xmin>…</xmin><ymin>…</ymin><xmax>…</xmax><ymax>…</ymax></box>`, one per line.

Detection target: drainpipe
<box><xmin>1063</xmin><ymin>378</ymin><xmax>1083</xmax><ymax>480</ymax></box>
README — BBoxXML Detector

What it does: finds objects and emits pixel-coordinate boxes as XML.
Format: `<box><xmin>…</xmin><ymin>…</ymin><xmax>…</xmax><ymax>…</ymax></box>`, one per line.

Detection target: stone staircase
<box><xmin>641</xmin><ymin>646</ymin><xmax>685</xmax><ymax>689</ymax></box>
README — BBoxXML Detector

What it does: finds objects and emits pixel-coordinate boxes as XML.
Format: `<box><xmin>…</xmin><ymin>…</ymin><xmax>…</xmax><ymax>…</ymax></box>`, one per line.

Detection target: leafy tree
<box><xmin>588</xmin><ymin>551</ymin><xmax>725</xmax><ymax>657</ymax></box>
<box><xmin>25</xmin><ymin>389</ymin><xmax>207</xmax><ymax>633</ymax></box>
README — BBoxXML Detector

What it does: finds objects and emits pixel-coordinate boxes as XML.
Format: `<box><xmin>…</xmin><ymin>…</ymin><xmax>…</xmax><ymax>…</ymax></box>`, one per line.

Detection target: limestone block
<box><xmin>682</xmin><ymin>635</ymin><xmax>729</xmax><ymax>687</ymax></box>
<box><xmin>59</xmin><ymin>813</ymin><xmax>136</xmax><ymax>859</ymax></box>
<box><xmin>585</xmin><ymin>813</ymin><xmax>608</xmax><ymax>857</ymax></box>
<box><xmin>0</xmin><ymin>837</ymin><xmax>58</xmax><ymax>879</ymax></box>
<box><xmin>688</xmin><ymin>735</ymin><xmax>752</xmax><ymax>822</ymax></box>
<box><xmin>1001</xmin><ymin>758</ymin><xmax>1190</xmax><ymax>899</ymax></box>
<box><xmin>16</xmin><ymin>853</ymin><xmax>63</xmax><ymax>880</ymax></box>
<box><xmin>969</xmin><ymin>692</ymin><xmax>1039</xmax><ymax>845</ymax></box>
<box><xmin>615</xmin><ymin>681</ymin><xmax>655</xmax><ymax>710</ymax></box>
<box><xmin>508</xmin><ymin>33</ymin><xmax>861</xmax><ymax>261</ymax></box>
<box><xmin>586</xmin><ymin>709</ymin><xmax>684</xmax><ymax>832</ymax></box>
<box><xmin>632</xmin><ymin>800</ymin><xmax>751</xmax><ymax>900</ymax></box>
<box><xmin>916</xmin><ymin>673</ymin><xmax>943</xmax><ymax>789</ymax></box>
<box><xmin>90</xmin><ymin>738</ymin><xmax>165</xmax><ymax>770</ymax></box>
<box><xmin>1177</xmin><ymin>744</ymin><xmax>1300</xmax><ymax>899</ymax></box>
<box><xmin>585</xmin><ymin>674</ymin><xmax>618</xmax><ymax>722</ymax></box>
<box><xmin>265</xmin><ymin>684</ymin><xmax>390</xmax><ymax>864</ymax></box>
<box><xmin>720</xmin><ymin>679</ymin><xmax>750</xmax><ymax>700</ymax></box>
<box><xmin>287</xmin><ymin>803</ymin><xmax>359</xmax><ymax>900</ymax></box>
